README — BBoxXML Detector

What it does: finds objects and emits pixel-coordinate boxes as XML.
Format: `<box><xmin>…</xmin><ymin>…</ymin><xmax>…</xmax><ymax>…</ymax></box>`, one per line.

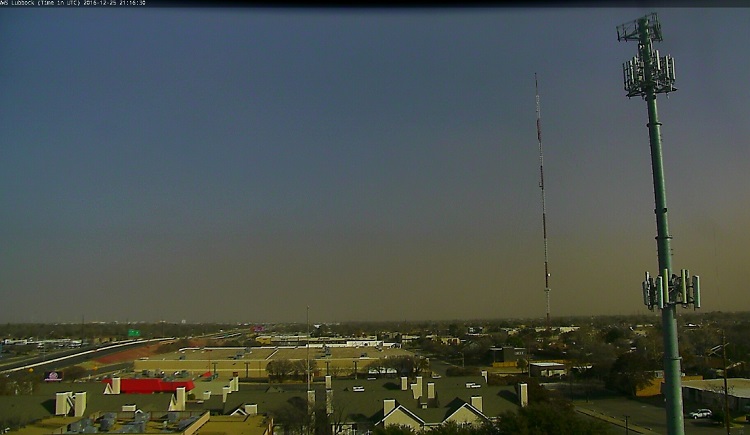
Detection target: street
<box><xmin>575</xmin><ymin>395</ymin><xmax>746</xmax><ymax>435</ymax></box>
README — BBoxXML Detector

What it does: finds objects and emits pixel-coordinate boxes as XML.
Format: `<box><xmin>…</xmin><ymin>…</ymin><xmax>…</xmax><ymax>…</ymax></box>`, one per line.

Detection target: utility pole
<box><xmin>306</xmin><ymin>305</ymin><xmax>314</xmax><ymax>425</ymax></box>
<box><xmin>306</xmin><ymin>305</ymin><xmax>311</xmax><ymax>391</ymax></box>
<box><xmin>722</xmin><ymin>330</ymin><xmax>730</xmax><ymax>435</ymax></box>
<box><xmin>617</xmin><ymin>13</ymin><xmax>701</xmax><ymax>435</ymax></box>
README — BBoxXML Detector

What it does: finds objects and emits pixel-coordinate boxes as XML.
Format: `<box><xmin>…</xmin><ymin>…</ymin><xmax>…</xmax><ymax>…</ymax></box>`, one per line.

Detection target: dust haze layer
<box><xmin>1</xmin><ymin>8</ymin><xmax>749</xmax><ymax>323</ymax></box>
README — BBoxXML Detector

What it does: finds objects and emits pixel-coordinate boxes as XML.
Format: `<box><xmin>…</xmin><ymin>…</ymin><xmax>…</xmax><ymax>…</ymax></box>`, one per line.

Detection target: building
<box><xmin>102</xmin><ymin>377</ymin><xmax>196</xmax><ymax>394</ymax></box>
<box><xmin>682</xmin><ymin>378</ymin><xmax>750</xmax><ymax>412</ymax></box>
<box><xmin>490</xmin><ymin>347</ymin><xmax>526</xmax><ymax>366</ymax></box>
<box><xmin>1</xmin><ymin>369</ymin><xmax>520</xmax><ymax>434</ymax></box>
<box><xmin>134</xmin><ymin>345</ymin><xmax>414</xmax><ymax>380</ymax></box>
<box><xmin>634</xmin><ymin>372</ymin><xmax>703</xmax><ymax>397</ymax></box>
<box><xmin>528</xmin><ymin>362</ymin><xmax>566</xmax><ymax>378</ymax></box>
<box><xmin>328</xmin><ymin>375</ymin><xmax>520</xmax><ymax>433</ymax></box>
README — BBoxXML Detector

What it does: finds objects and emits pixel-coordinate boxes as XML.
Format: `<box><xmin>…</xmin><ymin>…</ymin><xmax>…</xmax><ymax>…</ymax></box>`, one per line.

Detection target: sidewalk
<box><xmin>576</xmin><ymin>405</ymin><xmax>661</xmax><ymax>434</ymax></box>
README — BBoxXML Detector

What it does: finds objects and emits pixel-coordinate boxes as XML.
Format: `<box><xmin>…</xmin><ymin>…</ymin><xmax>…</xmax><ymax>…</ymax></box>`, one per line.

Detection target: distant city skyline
<box><xmin>1</xmin><ymin>8</ymin><xmax>749</xmax><ymax>323</ymax></box>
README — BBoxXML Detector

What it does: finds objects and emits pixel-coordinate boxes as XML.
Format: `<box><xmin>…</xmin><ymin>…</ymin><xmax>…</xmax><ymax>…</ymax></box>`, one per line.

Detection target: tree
<box><xmin>505</xmin><ymin>335</ymin><xmax>525</xmax><ymax>349</ymax></box>
<box><xmin>378</xmin><ymin>355</ymin><xmax>428</xmax><ymax>378</ymax></box>
<box><xmin>516</xmin><ymin>358</ymin><xmax>528</xmax><ymax>374</ymax></box>
<box><xmin>271</xmin><ymin>396</ymin><xmax>312</xmax><ymax>435</ymax></box>
<box><xmin>292</xmin><ymin>359</ymin><xmax>318</xmax><ymax>381</ymax></box>
<box><xmin>500</xmin><ymin>400</ymin><xmax>611</xmax><ymax>434</ymax></box>
<box><xmin>327</xmin><ymin>364</ymin><xmax>345</xmax><ymax>378</ymax></box>
<box><xmin>567</xmin><ymin>327</ymin><xmax>617</xmax><ymax>381</ymax></box>
<box><xmin>461</xmin><ymin>337</ymin><xmax>493</xmax><ymax>366</ymax></box>
<box><xmin>266</xmin><ymin>359</ymin><xmax>296</xmax><ymax>383</ymax></box>
<box><xmin>605</xmin><ymin>351</ymin><xmax>657</xmax><ymax>396</ymax></box>
<box><xmin>372</xmin><ymin>425</ymin><xmax>418</xmax><ymax>435</ymax></box>
<box><xmin>426</xmin><ymin>421</ymin><xmax>481</xmax><ymax>435</ymax></box>
<box><xmin>448</xmin><ymin>323</ymin><xmax>463</xmax><ymax>338</ymax></box>
<box><xmin>602</xmin><ymin>326</ymin><xmax>632</xmax><ymax>348</ymax></box>
<box><xmin>631</xmin><ymin>331</ymin><xmax>664</xmax><ymax>366</ymax></box>
<box><xmin>492</xmin><ymin>410</ymin><xmax>530</xmax><ymax>435</ymax></box>
<box><xmin>313</xmin><ymin>407</ymin><xmax>333</xmax><ymax>435</ymax></box>
<box><xmin>367</xmin><ymin>359</ymin><xmax>388</xmax><ymax>377</ymax></box>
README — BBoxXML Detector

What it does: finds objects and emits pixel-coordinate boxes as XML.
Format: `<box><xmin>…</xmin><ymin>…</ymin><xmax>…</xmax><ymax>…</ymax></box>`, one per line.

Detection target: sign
<box><xmin>44</xmin><ymin>371</ymin><xmax>63</xmax><ymax>382</ymax></box>
<box><xmin>128</xmin><ymin>329</ymin><xmax>141</xmax><ymax>337</ymax></box>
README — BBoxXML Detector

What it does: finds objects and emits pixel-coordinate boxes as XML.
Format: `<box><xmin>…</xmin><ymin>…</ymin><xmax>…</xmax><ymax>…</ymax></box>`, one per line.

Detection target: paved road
<box><xmin>0</xmin><ymin>347</ymin><xmax>88</xmax><ymax>372</ymax></box>
<box><xmin>575</xmin><ymin>396</ymin><xmax>745</xmax><ymax>435</ymax></box>
<box><xmin>428</xmin><ymin>358</ymin><xmax>453</xmax><ymax>376</ymax></box>
<box><xmin>0</xmin><ymin>339</ymin><xmax>164</xmax><ymax>374</ymax></box>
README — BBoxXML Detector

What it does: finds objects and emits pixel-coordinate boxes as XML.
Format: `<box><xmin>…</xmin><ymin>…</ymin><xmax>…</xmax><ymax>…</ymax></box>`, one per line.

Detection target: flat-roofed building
<box><xmin>529</xmin><ymin>362</ymin><xmax>566</xmax><ymax>378</ymax></box>
<box><xmin>682</xmin><ymin>378</ymin><xmax>750</xmax><ymax>412</ymax></box>
<box><xmin>134</xmin><ymin>345</ymin><xmax>414</xmax><ymax>380</ymax></box>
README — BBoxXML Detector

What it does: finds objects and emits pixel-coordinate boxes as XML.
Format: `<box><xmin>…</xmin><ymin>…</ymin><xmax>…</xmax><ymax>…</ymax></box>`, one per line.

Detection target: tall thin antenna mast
<box><xmin>535</xmin><ymin>73</ymin><xmax>551</xmax><ymax>327</ymax></box>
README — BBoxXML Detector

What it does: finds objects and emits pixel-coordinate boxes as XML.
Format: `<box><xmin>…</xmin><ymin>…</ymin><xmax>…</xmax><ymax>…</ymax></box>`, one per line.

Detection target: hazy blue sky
<box><xmin>1</xmin><ymin>8</ymin><xmax>748</xmax><ymax>324</ymax></box>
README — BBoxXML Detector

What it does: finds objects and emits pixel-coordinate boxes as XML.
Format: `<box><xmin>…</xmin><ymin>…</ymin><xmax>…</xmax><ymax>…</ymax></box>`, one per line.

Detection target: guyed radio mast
<box><xmin>535</xmin><ymin>73</ymin><xmax>551</xmax><ymax>327</ymax></box>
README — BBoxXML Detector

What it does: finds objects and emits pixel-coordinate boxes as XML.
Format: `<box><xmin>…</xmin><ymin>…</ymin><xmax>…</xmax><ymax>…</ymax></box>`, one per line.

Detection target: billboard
<box><xmin>128</xmin><ymin>329</ymin><xmax>141</xmax><ymax>337</ymax></box>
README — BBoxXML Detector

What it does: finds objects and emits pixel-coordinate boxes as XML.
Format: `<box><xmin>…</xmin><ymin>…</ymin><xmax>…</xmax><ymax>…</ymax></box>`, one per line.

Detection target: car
<box><xmin>688</xmin><ymin>409</ymin><xmax>712</xmax><ymax>419</ymax></box>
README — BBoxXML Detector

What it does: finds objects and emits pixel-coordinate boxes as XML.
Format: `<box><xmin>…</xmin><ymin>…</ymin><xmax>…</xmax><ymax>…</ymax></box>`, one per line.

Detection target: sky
<box><xmin>1</xmin><ymin>7</ymin><xmax>749</xmax><ymax>324</ymax></box>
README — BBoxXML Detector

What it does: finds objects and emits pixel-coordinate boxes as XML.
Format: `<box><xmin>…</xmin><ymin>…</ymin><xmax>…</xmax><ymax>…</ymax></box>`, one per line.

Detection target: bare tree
<box><xmin>267</xmin><ymin>359</ymin><xmax>296</xmax><ymax>383</ymax></box>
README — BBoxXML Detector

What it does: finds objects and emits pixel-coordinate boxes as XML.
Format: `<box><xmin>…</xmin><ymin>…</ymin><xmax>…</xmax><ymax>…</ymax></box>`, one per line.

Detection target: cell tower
<box><xmin>617</xmin><ymin>13</ymin><xmax>700</xmax><ymax>435</ymax></box>
<box><xmin>535</xmin><ymin>73</ymin><xmax>551</xmax><ymax>326</ymax></box>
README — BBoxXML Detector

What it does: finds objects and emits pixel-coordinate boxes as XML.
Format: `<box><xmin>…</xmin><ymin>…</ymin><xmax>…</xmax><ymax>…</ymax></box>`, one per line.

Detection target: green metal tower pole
<box><xmin>638</xmin><ymin>18</ymin><xmax>684</xmax><ymax>435</ymax></box>
<box><xmin>619</xmin><ymin>13</ymin><xmax>700</xmax><ymax>435</ymax></box>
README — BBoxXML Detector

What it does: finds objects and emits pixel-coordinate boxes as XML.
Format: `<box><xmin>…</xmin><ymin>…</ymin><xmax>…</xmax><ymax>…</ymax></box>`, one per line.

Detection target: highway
<box><xmin>0</xmin><ymin>338</ymin><xmax>167</xmax><ymax>375</ymax></box>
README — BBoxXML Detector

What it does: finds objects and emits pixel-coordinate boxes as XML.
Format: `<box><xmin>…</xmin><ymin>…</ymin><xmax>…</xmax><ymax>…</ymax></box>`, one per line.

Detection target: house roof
<box><xmin>0</xmin><ymin>395</ymin><xmax>52</xmax><ymax>423</ymax></box>
<box><xmin>195</xmin><ymin>414</ymin><xmax>269</xmax><ymax>435</ymax></box>
<box><xmin>378</xmin><ymin>404</ymin><xmax>425</xmax><ymax>426</ymax></box>
<box><xmin>330</xmin><ymin>376</ymin><xmax>519</xmax><ymax>425</ymax></box>
<box><xmin>682</xmin><ymin>378</ymin><xmax>750</xmax><ymax>399</ymax></box>
<box><xmin>14</xmin><ymin>373</ymin><xmax>521</xmax><ymax>422</ymax></box>
<box><xmin>193</xmin><ymin>382</ymin><xmax>319</xmax><ymax>415</ymax></box>
<box><xmin>441</xmin><ymin>398</ymin><xmax>487</xmax><ymax>423</ymax></box>
<box><xmin>0</xmin><ymin>381</ymin><xmax>176</xmax><ymax>423</ymax></box>
<box><xmin>530</xmin><ymin>362</ymin><xmax>565</xmax><ymax>368</ymax></box>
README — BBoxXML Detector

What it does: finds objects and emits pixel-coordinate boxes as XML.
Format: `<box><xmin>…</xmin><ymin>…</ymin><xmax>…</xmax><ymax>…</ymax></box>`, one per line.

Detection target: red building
<box><xmin>102</xmin><ymin>378</ymin><xmax>195</xmax><ymax>394</ymax></box>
